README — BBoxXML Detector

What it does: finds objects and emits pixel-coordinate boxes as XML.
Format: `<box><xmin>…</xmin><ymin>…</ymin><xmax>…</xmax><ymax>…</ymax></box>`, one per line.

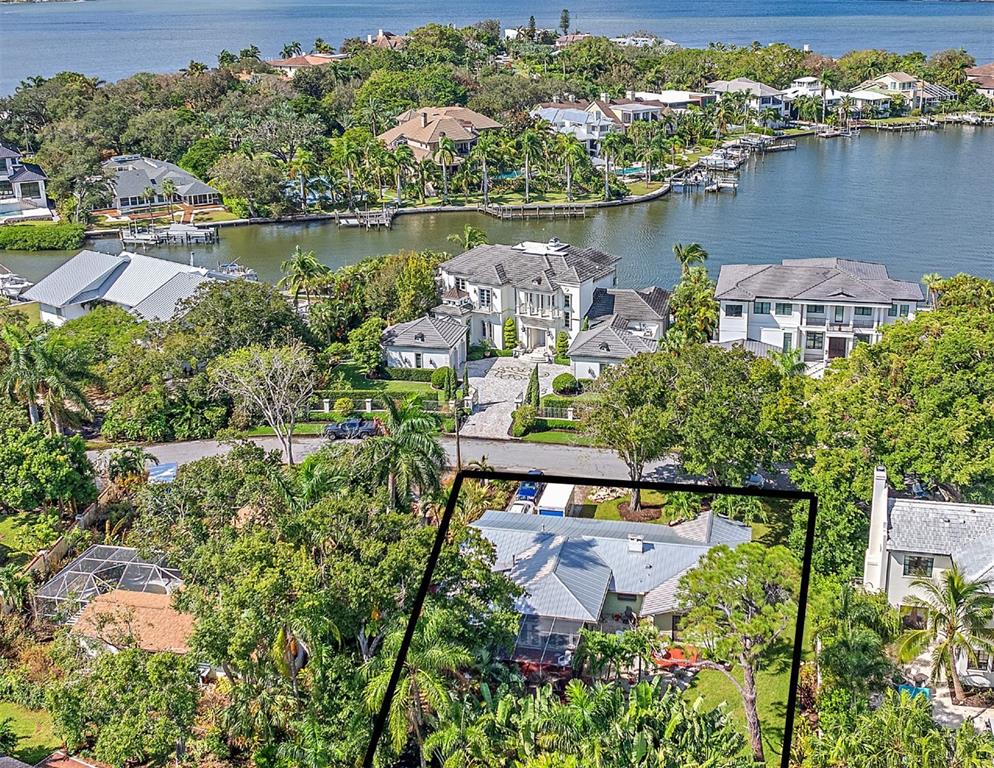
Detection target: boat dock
<box><xmin>336</xmin><ymin>209</ymin><xmax>395</xmax><ymax>228</ymax></box>
<box><xmin>120</xmin><ymin>222</ymin><xmax>219</xmax><ymax>246</ymax></box>
<box><xmin>481</xmin><ymin>203</ymin><xmax>587</xmax><ymax>220</ymax></box>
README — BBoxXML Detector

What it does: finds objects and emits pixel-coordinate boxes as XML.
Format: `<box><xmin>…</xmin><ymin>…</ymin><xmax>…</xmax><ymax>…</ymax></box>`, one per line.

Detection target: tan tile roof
<box><xmin>35</xmin><ymin>752</ymin><xmax>111</xmax><ymax>768</ymax></box>
<box><xmin>966</xmin><ymin>62</ymin><xmax>994</xmax><ymax>78</ymax></box>
<box><xmin>267</xmin><ymin>53</ymin><xmax>339</xmax><ymax>68</ymax></box>
<box><xmin>378</xmin><ymin>107</ymin><xmax>501</xmax><ymax>149</ymax></box>
<box><xmin>72</xmin><ymin>589</ymin><xmax>194</xmax><ymax>654</ymax></box>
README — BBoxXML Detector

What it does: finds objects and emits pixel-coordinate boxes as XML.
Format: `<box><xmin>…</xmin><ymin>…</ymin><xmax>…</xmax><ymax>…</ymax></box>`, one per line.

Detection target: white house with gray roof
<box><xmin>0</xmin><ymin>143</ymin><xmax>51</xmax><ymax>222</ymax></box>
<box><xmin>472</xmin><ymin>509</ymin><xmax>751</xmax><ymax>666</ymax></box>
<box><xmin>382</xmin><ymin>314</ymin><xmax>467</xmax><ymax>370</ymax></box>
<box><xmin>706</xmin><ymin>77</ymin><xmax>786</xmax><ymax>119</ymax></box>
<box><xmin>23</xmin><ymin>250</ymin><xmax>223</xmax><ymax>325</ymax></box>
<box><xmin>102</xmin><ymin>155</ymin><xmax>221</xmax><ymax>214</ymax></box>
<box><xmin>433</xmin><ymin>239</ymin><xmax>621</xmax><ymax>354</ymax></box>
<box><xmin>715</xmin><ymin>258</ymin><xmax>923</xmax><ymax>365</ymax></box>
<box><xmin>568</xmin><ymin>286</ymin><xmax>669</xmax><ymax>378</ymax></box>
<box><xmin>863</xmin><ymin>467</ymin><xmax>994</xmax><ymax>688</ymax></box>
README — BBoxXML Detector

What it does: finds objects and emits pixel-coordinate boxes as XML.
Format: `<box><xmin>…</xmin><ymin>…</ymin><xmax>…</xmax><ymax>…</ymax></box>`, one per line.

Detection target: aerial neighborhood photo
<box><xmin>0</xmin><ymin>0</ymin><xmax>992</xmax><ymax>767</ymax></box>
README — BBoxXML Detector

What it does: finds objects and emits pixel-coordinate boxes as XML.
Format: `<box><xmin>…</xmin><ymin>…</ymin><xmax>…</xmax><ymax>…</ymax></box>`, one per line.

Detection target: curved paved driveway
<box><xmin>460</xmin><ymin>357</ymin><xmax>569</xmax><ymax>439</ymax></box>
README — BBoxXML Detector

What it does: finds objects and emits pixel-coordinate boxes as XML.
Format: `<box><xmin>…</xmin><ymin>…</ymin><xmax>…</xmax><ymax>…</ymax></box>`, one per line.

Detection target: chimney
<box><xmin>420</xmin><ymin>111</ymin><xmax>428</xmax><ymax>128</ymax></box>
<box><xmin>378</xmin><ymin>29</ymin><xmax>384</xmax><ymax>37</ymax></box>
<box><xmin>599</xmin><ymin>92</ymin><xmax>609</xmax><ymax>102</ymax></box>
<box><xmin>862</xmin><ymin>466</ymin><xmax>889</xmax><ymax>592</ymax></box>
<box><xmin>627</xmin><ymin>534</ymin><xmax>645</xmax><ymax>554</ymax></box>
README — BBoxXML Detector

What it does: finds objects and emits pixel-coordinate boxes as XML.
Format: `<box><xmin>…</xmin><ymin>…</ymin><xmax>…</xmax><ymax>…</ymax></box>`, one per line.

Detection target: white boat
<box><xmin>216</xmin><ymin>262</ymin><xmax>258</xmax><ymax>281</ymax></box>
<box><xmin>817</xmin><ymin>128</ymin><xmax>842</xmax><ymax>138</ymax></box>
<box><xmin>0</xmin><ymin>269</ymin><xmax>32</xmax><ymax>298</ymax></box>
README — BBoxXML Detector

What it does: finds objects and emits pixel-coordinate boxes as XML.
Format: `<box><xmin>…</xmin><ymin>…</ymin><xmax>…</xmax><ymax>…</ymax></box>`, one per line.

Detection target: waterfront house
<box><xmin>966</xmin><ymin>63</ymin><xmax>994</xmax><ymax>101</ymax></box>
<box><xmin>554</xmin><ymin>33</ymin><xmax>592</xmax><ymax>48</ymax></box>
<box><xmin>377</xmin><ymin>106</ymin><xmax>502</xmax><ymax>165</ymax></box>
<box><xmin>780</xmin><ymin>78</ymin><xmax>892</xmax><ymax>119</ymax></box>
<box><xmin>366</xmin><ymin>29</ymin><xmax>408</xmax><ymax>50</ymax></box>
<box><xmin>855</xmin><ymin>71</ymin><xmax>955</xmax><ymax>112</ymax></box>
<box><xmin>715</xmin><ymin>258</ymin><xmax>924</xmax><ymax>365</ymax></box>
<box><xmin>609</xmin><ymin>35</ymin><xmax>677</xmax><ymax>49</ymax></box>
<box><xmin>0</xmin><ymin>142</ymin><xmax>51</xmax><ymax>223</ymax></box>
<box><xmin>568</xmin><ymin>286</ymin><xmax>669</xmax><ymax>378</ymax></box>
<box><xmin>471</xmin><ymin>509</ymin><xmax>751</xmax><ymax>666</ymax></box>
<box><xmin>624</xmin><ymin>89</ymin><xmax>714</xmax><ymax>113</ymax></box>
<box><xmin>432</xmin><ymin>238</ymin><xmax>620</xmax><ymax>353</ymax></box>
<box><xmin>382</xmin><ymin>313</ymin><xmax>467</xmax><ymax>370</ymax></box>
<box><xmin>705</xmin><ymin>77</ymin><xmax>786</xmax><ymax>119</ymax></box>
<box><xmin>863</xmin><ymin>467</ymin><xmax>994</xmax><ymax>688</ymax></box>
<box><xmin>530</xmin><ymin>103</ymin><xmax>619</xmax><ymax>157</ymax></box>
<box><xmin>23</xmin><ymin>249</ymin><xmax>223</xmax><ymax>325</ymax></box>
<box><xmin>266</xmin><ymin>52</ymin><xmax>347</xmax><ymax>78</ymax></box>
<box><xmin>102</xmin><ymin>155</ymin><xmax>222</xmax><ymax>215</ymax></box>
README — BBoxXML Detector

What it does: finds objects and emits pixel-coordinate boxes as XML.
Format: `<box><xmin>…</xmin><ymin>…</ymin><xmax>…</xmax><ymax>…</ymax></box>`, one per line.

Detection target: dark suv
<box><xmin>323</xmin><ymin>418</ymin><xmax>378</xmax><ymax>440</ymax></box>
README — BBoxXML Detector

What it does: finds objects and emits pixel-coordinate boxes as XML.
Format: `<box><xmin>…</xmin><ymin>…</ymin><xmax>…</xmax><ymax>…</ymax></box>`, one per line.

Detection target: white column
<box><xmin>863</xmin><ymin>466</ymin><xmax>890</xmax><ymax>593</ymax></box>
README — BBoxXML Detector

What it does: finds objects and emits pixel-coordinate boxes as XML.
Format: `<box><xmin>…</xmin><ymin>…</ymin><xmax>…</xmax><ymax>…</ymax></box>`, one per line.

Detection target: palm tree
<box><xmin>0</xmin><ymin>563</ymin><xmax>30</xmax><ymax>614</ymax></box>
<box><xmin>555</xmin><ymin>133</ymin><xmax>587</xmax><ymax>202</ymax></box>
<box><xmin>288</xmin><ymin>148</ymin><xmax>317</xmax><ymax>209</ymax></box>
<box><xmin>0</xmin><ymin>325</ymin><xmax>93</xmax><ymax>433</ymax></box>
<box><xmin>143</xmin><ymin>184</ymin><xmax>157</xmax><ymax>221</ymax></box>
<box><xmin>388</xmin><ymin>145</ymin><xmax>415</xmax><ymax>205</ymax></box>
<box><xmin>160</xmin><ymin>178</ymin><xmax>178</xmax><ymax>221</ymax></box>
<box><xmin>469</xmin><ymin>132</ymin><xmax>501</xmax><ymax>207</ymax></box>
<box><xmin>599</xmin><ymin>132</ymin><xmax>629</xmax><ymax>201</ymax></box>
<box><xmin>517</xmin><ymin>127</ymin><xmax>545</xmax><ymax>204</ymax></box>
<box><xmin>672</xmin><ymin>242</ymin><xmax>708</xmax><ymax>276</ymax></box>
<box><xmin>820</xmin><ymin>70</ymin><xmax>841</xmax><ymax>124</ymax></box>
<box><xmin>414</xmin><ymin>159</ymin><xmax>438</xmax><ymax>203</ymax></box>
<box><xmin>896</xmin><ymin>566</ymin><xmax>994</xmax><ymax>703</ymax></box>
<box><xmin>364</xmin><ymin>397</ymin><xmax>445</xmax><ymax>510</ymax></box>
<box><xmin>769</xmin><ymin>348</ymin><xmax>806</xmax><ymax>377</ymax></box>
<box><xmin>363</xmin><ymin>608</ymin><xmax>472</xmax><ymax>767</ymax></box>
<box><xmin>447</xmin><ymin>225</ymin><xmax>488</xmax><ymax>251</ymax></box>
<box><xmin>434</xmin><ymin>135</ymin><xmax>458</xmax><ymax>202</ymax></box>
<box><xmin>278</xmin><ymin>245</ymin><xmax>330</xmax><ymax>311</ymax></box>
<box><xmin>922</xmin><ymin>272</ymin><xmax>943</xmax><ymax>307</ymax></box>
<box><xmin>313</xmin><ymin>37</ymin><xmax>333</xmax><ymax>54</ymax></box>
<box><xmin>333</xmin><ymin>133</ymin><xmax>363</xmax><ymax>209</ymax></box>
<box><xmin>281</xmin><ymin>41</ymin><xmax>303</xmax><ymax>59</ymax></box>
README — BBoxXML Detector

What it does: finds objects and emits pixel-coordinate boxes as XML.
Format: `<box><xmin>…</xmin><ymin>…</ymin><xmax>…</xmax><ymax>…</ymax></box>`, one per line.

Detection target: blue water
<box><xmin>1</xmin><ymin>0</ymin><xmax>993</xmax><ymax>94</ymax></box>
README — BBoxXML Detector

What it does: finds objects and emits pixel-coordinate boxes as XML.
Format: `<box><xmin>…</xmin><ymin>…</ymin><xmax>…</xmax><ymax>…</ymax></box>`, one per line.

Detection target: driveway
<box><xmin>460</xmin><ymin>356</ymin><xmax>570</xmax><ymax>439</ymax></box>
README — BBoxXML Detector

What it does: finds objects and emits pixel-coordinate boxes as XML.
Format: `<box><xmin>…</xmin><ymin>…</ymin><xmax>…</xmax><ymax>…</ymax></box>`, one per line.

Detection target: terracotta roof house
<box><xmin>367</xmin><ymin>29</ymin><xmax>407</xmax><ymax>50</ymax></box>
<box><xmin>966</xmin><ymin>63</ymin><xmax>994</xmax><ymax>101</ymax></box>
<box><xmin>382</xmin><ymin>313</ymin><xmax>468</xmax><ymax>371</ymax></box>
<box><xmin>0</xmin><ymin>142</ymin><xmax>52</xmax><ymax>222</ymax></box>
<box><xmin>72</xmin><ymin>589</ymin><xmax>194</xmax><ymax>654</ymax></box>
<box><xmin>554</xmin><ymin>33</ymin><xmax>592</xmax><ymax>48</ymax></box>
<box><xmin>378</xmin><ymin>107</ymin><xmax>502</xmax><ymax>164</ymax></box>
<box><xmin>266</xmin><ymin>52</ymin><xmax>347</xmax><ymax>78</ymax></box>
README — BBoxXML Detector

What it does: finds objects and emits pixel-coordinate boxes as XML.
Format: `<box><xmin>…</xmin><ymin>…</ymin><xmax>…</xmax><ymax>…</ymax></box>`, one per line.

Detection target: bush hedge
<box><xmin>314</xmin><ymin>389</ymin><xmax>431</xmax><ymax>406</ymax></box>
<box><xmin>382</xmin><ymin>367</ymin><xmax>436</xmax><ymax>382</ymax></box>
<box><xmin>431</xmin><ymin>366</ymin><xmax>453</xmax><ymax>389</ymax></box>
<box><xmin>552</xmin><ymin>372</ymin><xmax>579</xmax><ymax>395</ymax></box>
<box><xmin>534</xmin><ymin>417</ymin><xmax>581</xmax><ymax>432</ymax></box>
<box><xmin>333</xmin><ymin>397</ymin><xmax>354</xmax><ymax>415</ymax></box>
<box><xmin>510</xmin><ymin>405</ymin><xmax>536</xmax><ymax>438</ymax></box>
<box><xmin>0</xmin><ymin>223</ymin><xmax>86</xmax><ymax>251</ymax></box>
<box><xmin>541</xmin><ymin>394</ymin><xmax>575</xmax><ymax>409</ymax></box>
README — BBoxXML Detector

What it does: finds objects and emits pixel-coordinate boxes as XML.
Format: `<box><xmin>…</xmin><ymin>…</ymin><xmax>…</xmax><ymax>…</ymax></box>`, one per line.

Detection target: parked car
<box><xmin>516</xmin><ymin>469</ymin><xmax>545</xmax><ymax>501</ymax></box>
<box><xmin>508</xmin><ymin>500</ymin><xmax>537</xmax><ymax>515</ymax></box>
<box><xmin>323</xmin><ymin>418</ymin><xmax>378</xmax><ymax>440</ymax></box>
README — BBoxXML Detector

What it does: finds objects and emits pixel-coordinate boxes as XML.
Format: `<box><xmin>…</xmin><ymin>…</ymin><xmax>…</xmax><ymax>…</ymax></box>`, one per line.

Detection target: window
<box><xmin>854</xmin><ymin>334</ymin><xmax>871</xmax><ymax>345</ymax></box>
<box><xmin>782</xmin><ymin>333</ymin><xmax>792</xmax><ymax>353</ymax></box>
<box><xmin>724</xmin><ymin>304</ymin><xmax>743</xmax><ymax>318</ymax></box>
<box><xmin>563</xmin><ymin>293</ymin><xmax>571</xmax><ymax>308</ymax></box>
<box><xmin>455</xmin><ymin>277</ymin><xmax>467</xmax><ymax>291</ymax></box>
<box><xmin>564</xmin><ymin>309</ymin><xmax>572</xmax><ymax>326</ymax></box>
<box><xmin>774</xmin><ymin>302</ymin><xmax>793</xmax><ymax>316</ymax></box>
<box><xmin>854</xmin><ymin>306</ymin><xmax>873</xmax><ymax>316</ymax></box>
<box><xmin>834</xmin><ymin>306</ymin><xmax>845</xmax><ymax>323</ymax></box>
<box><xmin>888</xmin><ymin>304</ymin><xmax>898</xmax><ymax>317</ymax></box>
<box><xmin>806</xmin><ymin>304</ymin><xmax>825</xmax><ymax>315</ymax></box>
<box><xmin>755</xmin><ymin>301</ymin><xmax>771</xmax><ymax>314</ymax></box>
<box><xmin>414</xmin><ymin>353</ymin><xmax>423</xmax><ymax>368</ymax></box>
<box><xmin>478</xmin><ymin>288</ymin><xmax>492</xmax><ymax>308</ymax></box>
<box><xmin>615</xmin><ymin>593</ymin><xmax>637</xmax><ymax>602</ymax></box>
<box><xmin>805</xmin><ymin>332</ymin><xmax>824</xmax><ymax>350</ymax></box>
<box><xmin>903</xmin><ymin>555</ymin><xmax>934</xmax><ymax>577</ymax></box>
<box><xmin>481</xmin><ymin>320</ymin><xmax>490</xmax><ymax>339</ymax></box>
<box><xmin>971</xmin><ymin>649</ymin><xmax>992</xmax><ymax>671</ymax></box>
<box><xmin>899</xmin><ymin>304</ymin><xmax>910</xmax><ymax>317</ymax></box>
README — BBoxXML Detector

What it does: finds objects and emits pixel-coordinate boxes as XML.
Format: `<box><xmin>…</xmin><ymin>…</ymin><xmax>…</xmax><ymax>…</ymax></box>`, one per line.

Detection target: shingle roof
<box><xmin>383</xmin><ymin>314</ymin><xmax>466</xmax><ymax>350</ymax></box>
<box><xmin>379</xmin><ymin>107</ymin><xmax>501</xmax><ymax>147</ymax></box>
<box><xmin>441</xmin><ymin>240</ymin><xmax>620</xmax><ymax>290</ymax></box>
<box><xmin>967</xmin><ymin>63</ymin><xmax>994</xmax><ymax>78</ymax></box>
<box><xmin>567</xmin><ymin>321</ymin><xmax>657</xmax><ymax>361</ymax></box>
<box><xmin>8</xmin><ymin>162</ymin><xmax>47</xmax><ymax>182</ymax></box>
<box><xmin>473</xmin><ymin>510</ymin><xmax>750</xmax><ymax>621</ymax></box>
<box><xmin>72</xmin><ymin>589</ymin><xmax>194</xmax><ymax>654</ymax></box>
<box><xmin>888</xmin><ymin>498</ymin><xmax>994</xmax><ymax>582</ymax></box>
<box><xmin>715</xmin><ymin>258</ymin><xmax>923</xmax><ymax>304</ymax></box>
<box><xmin>0</xmin><ymin>143</ymin><xmax>21</xmax><ymax>160</ymax></box>
<box><xmin>587</xmin><ymin>286</ymin><xmax>669</xmax><ymax>324</ymax></box>
<box><xmin>103</xmin><ymin>156</ymin><xmax>220</xmax><ymax>201</ymax></box>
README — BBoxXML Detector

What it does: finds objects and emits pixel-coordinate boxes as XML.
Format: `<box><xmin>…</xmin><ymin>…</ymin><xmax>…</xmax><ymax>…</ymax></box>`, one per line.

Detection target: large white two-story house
<box><xmin>855</xmin><ymin>71</ymin><xmax>956</xmax><ymax>112</ymax></box>
<box><xmin>432</xmin><ymin>239</ymin><xmax>621</xmax><ymax>353</ymax></box>
<box><xmin>0</xmin><ymin>143</ymin><xmax>52</xmax><ymax>222</ymax></box>
<box><xmin>705</xmin><ymin>77</ymin><xmax>786</xmax><ymax>120</ymax></box>
<box><xmin>715</xmin><ymin>258</ymin><xmax>924</xmax><ymax>365</ymax></box>
<box><xmin>863</xmin><ymin>467</ymin><xmax>994</xmax><ymax>688</ymax></box>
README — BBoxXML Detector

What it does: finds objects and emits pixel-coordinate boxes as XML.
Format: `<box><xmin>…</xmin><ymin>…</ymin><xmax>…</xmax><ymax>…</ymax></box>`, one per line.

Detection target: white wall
<box><xmin>384</xmin><ymin>345</ymin><xmax>463</xmax><ymax>370</ymax></box>
<box><xmin>572</xmin><ymin>357</ymin><xmax>606</xmax><ymax>379</ymax></box>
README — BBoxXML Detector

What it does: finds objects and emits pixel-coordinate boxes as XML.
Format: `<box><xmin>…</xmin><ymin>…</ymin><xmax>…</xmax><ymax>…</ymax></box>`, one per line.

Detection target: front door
<box><xmin>827</xmin><ymin>337</ymin><xmax>847</xmax><ymax>359</ymax></box>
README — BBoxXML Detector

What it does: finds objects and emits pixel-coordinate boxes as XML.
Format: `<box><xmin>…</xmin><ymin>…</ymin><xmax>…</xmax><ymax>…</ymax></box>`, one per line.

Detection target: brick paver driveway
<box><xmin>460</xmin><ymin>356</ymin><xmax>570</xmax><ymax>439</ymax></box>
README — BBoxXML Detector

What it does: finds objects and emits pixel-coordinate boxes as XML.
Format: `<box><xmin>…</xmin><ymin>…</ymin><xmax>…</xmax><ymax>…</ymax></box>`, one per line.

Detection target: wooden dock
<box><xmin>481</xmin><ymin>203</ymin><xmax>587</xmax><ymax>220</ymax></box>
<box><xmin>336</xmin><ymin>209</ymin><xmax>395</xmax><ymax>228</ymax></box>
<box><xmin>120</xmin><ymin>222</ymin><xmax>218</xmax><ymax>246</ymax></box>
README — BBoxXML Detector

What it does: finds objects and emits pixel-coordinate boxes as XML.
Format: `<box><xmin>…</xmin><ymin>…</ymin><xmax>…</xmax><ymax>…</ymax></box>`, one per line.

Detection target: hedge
<box><xmin>431</xmin><ymin>366</ymin><xmax>453</xmax><ymax>389</ymax></box>
<box><xmin>534</xmin><ymin>417</ymin><xmax>581</xmax><ymax>432</ymax></box>
<box><xmin>314</xmin><ymin>389</ymin><xmax>431</xmax><ymax>406</ymax></box>
<box><xmin>552</xmin><ymin>372</ymin><xmax>579</xmax><ymax>395</ymax></box>
<box><xmin>0</xmin><ymin>223</ymin><xmax>86</xmax><ymax>251</ymax></box>
<box><xmin>382</xmin><ymin>367</ymin><xmax>436</xmax><ymax>382</ymax></box>
<box><xmin>541</xmin><ymin>394</ymin><xmax>576</xmax><ymax>409</ymax></box>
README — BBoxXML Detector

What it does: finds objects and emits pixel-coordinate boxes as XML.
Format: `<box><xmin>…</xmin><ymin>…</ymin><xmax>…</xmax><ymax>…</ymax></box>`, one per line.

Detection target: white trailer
<box><xmin>536</xmin><ymin>483</ymin><xmax>575</xmax><ymax>517</ymax></box>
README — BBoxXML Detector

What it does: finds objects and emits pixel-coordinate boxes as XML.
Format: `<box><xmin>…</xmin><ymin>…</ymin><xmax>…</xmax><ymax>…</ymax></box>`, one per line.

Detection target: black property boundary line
<box><xmin>363</xmin><ymin>470</ymin><xmax>818</xmax><ymax>768</ymax></box>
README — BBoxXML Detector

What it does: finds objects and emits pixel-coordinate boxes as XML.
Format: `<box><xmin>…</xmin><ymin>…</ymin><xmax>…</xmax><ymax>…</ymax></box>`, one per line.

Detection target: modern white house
<box><xmin>22</xmin><ymin>250</ymin><xmax>223</xmax><ymax>325</ymax></box>
<box><xmin>863</xmin><ymin>467</ymin><xmax>994</xmax><ymax>688</ymax></box>
<box><xmin>382</xmin><ymin>314</ymin><xmax>467</xmax><ymax>370</ymax></box>
<box><xmin>779</xmin><ymin>76</ymin><xmax>893</xmax><ymax>118</ymax></box>
<box><xmin>568</xmin><ymin>286</ymin><xmax>669</xmax><ymax>378</ymax></box>
<box><xmin>472</xmin><ymin>509</ymin><xmax>751</xmax><ymax>666</ymax></box>
<box><xmin>529</xmin><ymin>104</ymin><xmax>619</xmax><ymax>157</ymax></box>
<box><xmin>855</xmin><ymin>71</ymin><xmax>956</xmax><ymax>112</ymax></box>
<box><xmin>102</xmin><ymin>155</ymin><xmax>222</xmax><ymax>214</ymax></box>
<box><xmin>0</xmin><ymin>143</ymin><xmax>51</xmax><ymax>222</ymax></box>
<box><xmin>624</xmin><ymin>89</ymin><xmax>714</xmax><ymax>112</ymax></box>
<box><xmin>715</xmin><ymin>258</ymin><xmax>924</xmax><ymax>365</ymax></box>
<box><xmin>432</xmin><ymin>239</ymin><xmax>621</xmax><ymax>354</ymax></box>
<box><xmin>705</xmin><ymin>77</ymin><xmax>786</xmax><ymax>119</ymax></box>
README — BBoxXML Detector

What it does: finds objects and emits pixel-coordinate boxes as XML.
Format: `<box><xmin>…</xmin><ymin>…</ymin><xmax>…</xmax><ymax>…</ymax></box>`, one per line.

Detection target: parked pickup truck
<box><xmin>323</xmin><ymin>418</ymin><xmax>378</xmax><ymax>440</ymax></box>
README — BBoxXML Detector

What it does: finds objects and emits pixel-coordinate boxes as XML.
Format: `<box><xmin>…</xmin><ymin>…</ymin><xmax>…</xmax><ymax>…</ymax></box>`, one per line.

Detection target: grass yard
<box><xmin>0</xmin><ymin>511</ymin><xmax>47</xmax><ymax>567</ymax></box>
<box><xmin>521</xmin><ymin>430</ymin><xmax>599</xmax><ymax>447</ymax></box>
<box><xmin>328</xmin><ymin>364</ymin><xmax>435</xmax><ymax>394</ymax></box>
<box><xmin>0</xmin><ymin>701</ymin><xmax>58</xmax><ymax>765</ymax></box>
<box><xmin>193</xmin><ymin>209</ymin><xmax>241</xmax><ymax>223</ymax></box>
<box><xmin>586</xmin><ymin>489</ymin><xmax>680</xmax><ymax>524</ymax></box>
<box><xmin>683</xmin><ymin>662</ymin><xmax>792</xmax><ymax>768</ymax></box>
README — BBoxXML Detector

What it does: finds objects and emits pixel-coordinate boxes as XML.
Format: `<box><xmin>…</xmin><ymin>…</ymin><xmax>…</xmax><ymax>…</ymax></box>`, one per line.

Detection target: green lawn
<box><xmin>683</xmin><ymin>662</ymin><xmax>792</xmax><ymax>767</ymax></box>
<box><xmin>242</xmin><ymin>423</ymin><xmax>328</xmax><ymax>437</ymax></box>
<box><xmin>328</xmin><ymin>364</ymin><xmax>435</xmax><ymax>394</ymax></box>
<box><xmin>0</xmin><ymin>702</ymin><xmax>58</xmax><ymax>765</ymax></box>
<box><xmin>192</xmin><ymin>209</ymin><xmax>241</xmax><ymax>223</ymax></box>
<box><xmin>521</xmin><ymin>430</ymin><xmax>599</xmax><ymax>447</ymax></box>
<box><xmin>586</xmin><ymin>489</ymin><xmax>680</xmax><ymax>524</ymax></box>
<box><xmin>0</xmin><ymin>511</ymin><xmax>46</xmax><ymax>567</ymax></box>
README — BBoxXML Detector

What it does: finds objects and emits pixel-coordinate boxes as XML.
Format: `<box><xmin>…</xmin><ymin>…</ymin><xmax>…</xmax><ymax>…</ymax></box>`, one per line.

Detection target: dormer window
<box><xmin>599</xmin><ymin>342</ymin><xmax>610</xmax><ymax>351</ymax></box>
<box><xmin>414</xmin><ymin>332</ymin><xmax>425</xmax><ymax>342</ymax></box>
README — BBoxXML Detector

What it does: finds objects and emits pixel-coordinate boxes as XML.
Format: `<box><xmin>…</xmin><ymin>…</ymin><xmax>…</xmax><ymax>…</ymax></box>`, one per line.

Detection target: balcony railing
<box><xmin>517</xmin><ymin>305</ymin><xmax>562</xmax><ymax>319</ymax></box>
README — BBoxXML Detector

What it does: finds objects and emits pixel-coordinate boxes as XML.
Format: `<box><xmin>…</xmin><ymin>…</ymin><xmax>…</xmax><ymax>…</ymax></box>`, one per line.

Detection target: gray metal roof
<box><xmin>383</xmin><ymin>314</ymin><xmax>466</xmax><ymax>350</ymax></box>
<box><xmin>715</xmin><ymin>258</ymin><xmax>923</xmax><ymax>304</ymax></box>
<box><xmin>440</xmin><ymin>240</ymin><xmax>620</xmax><ymax>290</ymax></box>
<box><xmin>472</xmin><ymin>510</ymin><xmax>750</xmax><ymax>621</ymax></box>
<box><xmin>131</xmin><ymin>271</ymin><xmax>211</xmax><ymax>322</ymax></box>
<box><xmin>8</xmin><ymin>162</ymin><xmax>47</xmax><ymax>182</ymax></box>
<box><xmin>587</xmin><ymin>286</ymin><xmax>669</xmax><ymax>324</ymax></box>
<box><xmin>888</xmin><ymin>498</ymin><xmax>994</xmax><ymax>581</ymax></box>
<box><xmin>567</xmin><ymin>320</ymin><xmax>657</xmax><ymax>361</ymax></box>
<box><xmin>103</xmin><ymin>156</ymin><xmax>220</xmax><ymax>200</ymax></box>
<box><xmin>707</xmin><ymin>77</ymin><xmax>782</xmax><ymax>98</ymax></box>
<box><xmin>22</xmin><ymin>250</ymin><xmax>128</xmax><ymax>307</ymax></box>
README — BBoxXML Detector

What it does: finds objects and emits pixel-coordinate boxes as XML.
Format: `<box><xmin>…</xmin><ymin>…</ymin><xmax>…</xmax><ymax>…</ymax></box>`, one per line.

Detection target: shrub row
<box><xmin>380</xmin><ymin>367</ymin><xmax>436</xmax><ymax>382</ymax></box>
<box><xmin>534</xmin><ymin>417</ymin><xmax>582</xmax><ymax>432</ymax></box>
<box><xmin>314</xmin><ymin>389</ymin><xmax>432</xmax><ymax>406</ymax></box>
<box><xmin>0</xmin><ymin>223</ymin><xmax>86</xmax><ymax>251</ymax></box>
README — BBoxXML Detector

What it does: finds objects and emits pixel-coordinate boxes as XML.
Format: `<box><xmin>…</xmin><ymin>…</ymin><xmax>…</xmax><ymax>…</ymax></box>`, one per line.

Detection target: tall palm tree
<box><xmin>0</xmin><ymin>325</ymin><xmax>93</xmax><ymax>433</ymax></box>
<box><xmin>447</xmin><ymin>225</ymin><xmax>488</xmax><ymax>251</ymax></box>
<box><xmin>922</xmin><ymin>272</ymin><xmax>943</xmax><ymax>307</ymax></box>
<box><xmin>281</xmin><ymin>41</ymin><xmax>303</xmax><ymax>59</ymax></box>
<box><xmin>288</xmin><ymin>148</ymin><xmax>317</xmax><ymax>208</ymax></box>
<box><xmin>160</xmin><ymin>178</ymin><xmax>178</xmax><ymax>221</ymax></box>
<box><xmin>517</xmin><ymin>127</ymin><xmax>545</xmax><ymax>204</ymax></box>
<box><xmin>143</xmin><ymin>184</ymin><xmax>157</xmax><ymax>221</ymax></box>
<box><xmin>313</xmin><ymin>37</ymin><xmax>333</xmax><ymax>54</ymax></box>
<box><xmin>364</xmin><ymin>397</ymin><xmax>445</xmax><ymax>510</ymax></box>
<box><xmin>414</xmin><ymin>158</ymin><xmax>439</xmax><ymax>203</ymax></box>
<box><xmin>278</xmin><ymin>245</ymin><xmax>330</xmax><ymax>311</ymax></box>
<box><xmin>363</xmin><ymin>608</ymin><xmax>472</xmax><ymax>767</ymax></box>
<box><xmin>333</xmin><ymin>133</ymin><xmax>363</xmax><ymax>209</ymax></box>
<box><xmin>388</xmin><ymin>144</ymin><xmax>415</xmax><ymax>205</ymax></box>
<box><xmin>433</xmin><ymin>135</ymin><xmax>458</xmax><ymax>203</ymax></box>
<box><xmin>469</xmin><ymin>132</ymin><xmax>501</xmax><ymax>207</ymax></box>
<box><xmin>820</xmin><ymin>70</ymin><xmax>841</xmax><ymax>124</ymax></box>
<box><xmin>672</xmin><ymin>242</ymin><xmax>708</xmax><ymax>276</ymax></box>
<box><xmin>896</xmin><ymin>566</ymin><xmax>994</xmax><ymax>703</ymax></box>
<box><xmin>599</xmin><ymin>132</ymin><xmax>629</xmax><ymax>201</ymax></box>
<box><xmin>555</xmin><ymin>133</ymin><xmax>587</xmax><ymax>202</ymax></box>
